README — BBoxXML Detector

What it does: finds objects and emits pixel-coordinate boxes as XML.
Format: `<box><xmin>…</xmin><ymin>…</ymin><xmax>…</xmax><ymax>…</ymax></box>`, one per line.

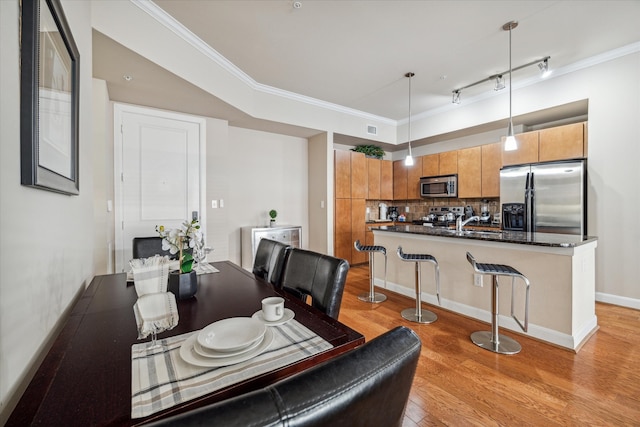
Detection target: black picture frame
<box><xmin>20</xmin><ymin>0</ymin><xmax>80</xmax><ymax>195</ymax></box>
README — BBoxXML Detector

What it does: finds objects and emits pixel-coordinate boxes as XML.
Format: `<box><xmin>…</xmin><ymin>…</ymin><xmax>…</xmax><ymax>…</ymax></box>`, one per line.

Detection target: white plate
<box><xmin>180</xmin><ymin>328</ymin><xmax>274</xmax><ymax>368</ymax></box>
<box><xmin>197</xmin><ymin>317</ymin><xmax>266</xmax><ymax>352</ymax></box>
<box><xmin>252</xmin><ymin>308</ymin><xmax>295</xmax><ymax>326</ymax></box>
<box><xmin>193</xmin><ymin>334</ymin><xmax>263</xmax><ymax>359</ymax></box>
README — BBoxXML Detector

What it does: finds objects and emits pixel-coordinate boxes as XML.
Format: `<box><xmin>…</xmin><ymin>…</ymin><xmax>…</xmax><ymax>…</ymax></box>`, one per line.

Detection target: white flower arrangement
<box><xmin>156</xmin><ymin>219</ymin><xmax>204</xmax><ymax>273</ymax></box>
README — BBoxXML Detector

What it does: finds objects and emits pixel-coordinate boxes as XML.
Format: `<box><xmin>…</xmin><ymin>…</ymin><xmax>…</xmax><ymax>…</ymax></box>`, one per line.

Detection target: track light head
<box><xmin>538</xmin><ymin>58</ymin><xmax>552</xmax><ymax>78</ymax></box>
<box><xmin>452</xmin><ymin>90</ymin><xmax>461</xmax><ymax>104</ymax></box>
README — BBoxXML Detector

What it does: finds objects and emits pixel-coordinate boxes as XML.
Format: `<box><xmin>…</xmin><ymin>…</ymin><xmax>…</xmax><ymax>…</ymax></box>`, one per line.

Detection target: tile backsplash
<box><xmin>366</xmin><ymin>198</ymin><xmax>500</xmax><ymax>221</ymax></box>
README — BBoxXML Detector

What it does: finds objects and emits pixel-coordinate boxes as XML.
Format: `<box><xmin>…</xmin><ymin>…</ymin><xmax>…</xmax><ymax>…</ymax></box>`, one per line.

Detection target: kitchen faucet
<box><xmin>456</xmin><ymin>216</ymin><xmax>480</xmax><ymax>232</ymax></box>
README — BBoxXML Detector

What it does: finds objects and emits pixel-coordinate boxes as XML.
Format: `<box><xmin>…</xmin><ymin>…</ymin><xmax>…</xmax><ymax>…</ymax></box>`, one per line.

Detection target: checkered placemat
<box><xmin>131</xmin><ymin>319</ymin><xmax>332</xmax><ymax>418</ymax></box>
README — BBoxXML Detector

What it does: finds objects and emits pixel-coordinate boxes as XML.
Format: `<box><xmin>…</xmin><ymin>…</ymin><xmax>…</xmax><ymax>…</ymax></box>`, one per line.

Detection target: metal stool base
<box><xmin>358</xmin><ymin>292</ymin><xmax>387</xmax><ymax>303</ymax></box>
<box><xmin>470</xmin><ymin>331</ymin><xmax>522</xmax><ymax>355</ymax></box>
<box><xmin>401</xmin><ymin>308</ymin><xmax>437</xmax><ymax>324</ymax></box>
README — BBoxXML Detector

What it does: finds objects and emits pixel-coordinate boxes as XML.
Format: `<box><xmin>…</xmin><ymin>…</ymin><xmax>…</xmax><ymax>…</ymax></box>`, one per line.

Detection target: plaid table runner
<box><xmin>131</xmin><ymin>319</ymin><xmax>333</xmax><ymax>418</ymax></box>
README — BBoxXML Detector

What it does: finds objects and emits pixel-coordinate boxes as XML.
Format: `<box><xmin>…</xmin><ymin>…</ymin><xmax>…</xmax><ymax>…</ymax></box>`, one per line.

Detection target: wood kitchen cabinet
<box><xmin>351</xmin><ymin>199</ymin><xmax>367</xmax><ymax>264</ymax></box>
<box><xmin>421</xmin><ymin>154</ymin><xmax>439</xmax><ymax>177</ymax></box>
<box><xmin>334</xmin><ymin>198</ymin><xmax>352</xmax><ymax>262</ymax></box>
<box><xmin>380</xmin><ymin>160</ymin><xmax>393</xmax><ymax>200</ymax></box>
<box><xmin>439</xmin><ymin>151</ymin><xmax>458</xmax><ymax>174</ymax></box>
<box><xmin>334</xmin><ymin>150</ymin><xmax>351</xmax><ymax>198</ymax></box>
<box><xmin>367</xmin><ymin>158</ymin><xmax>381</xmax><ymax>200</ymax></box>
<box><xmin>351</xmin><ymin>151</ymin><xmax>367</xmax><ymax>199</ymax></box>
<box><xmin>457</xmin><ymin>146</ymin><xmax>482</xmax><ymax>198</ymax></box>
<box><xmin>481</xmin><ymin>142</ymin><xmax>501</xmax><ymax>197</ymax></box>
<box><xmin>539</xmin><ymin>122</ymin><xmax>585</xmax><ymax>162</ymax></box>
<box><xmin>393</xmin><ymin>157</ymin><xmax>422</xmax><ymax>200</ymax></box>
<box><xmin>502</xmin><ymin>131</ymin><xmax>539</xmax><ymax>166</ymax></box>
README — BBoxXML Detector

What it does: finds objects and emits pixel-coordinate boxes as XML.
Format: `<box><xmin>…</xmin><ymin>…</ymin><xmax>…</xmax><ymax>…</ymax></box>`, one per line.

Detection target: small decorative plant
<box><xmin>351</xmin><ymin>144</ymin><xmax>385</xmax><ymax>159</ymax></box>
<box><xmin>156</xmin><ymin>219</ymin><xmax>204</xmax><ymax>273</ymax></box>
<box><xmin>269</xmin><ymin>209</ymin><xmax>277</xmax><ymax>227</ymax></box>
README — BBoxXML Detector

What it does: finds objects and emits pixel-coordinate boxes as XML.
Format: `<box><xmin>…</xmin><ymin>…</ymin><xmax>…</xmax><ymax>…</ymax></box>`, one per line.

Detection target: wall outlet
<box><xmin>473</xmin><ymin>273</ymin><xmax>483</xmax><ymax>287</ymax></box>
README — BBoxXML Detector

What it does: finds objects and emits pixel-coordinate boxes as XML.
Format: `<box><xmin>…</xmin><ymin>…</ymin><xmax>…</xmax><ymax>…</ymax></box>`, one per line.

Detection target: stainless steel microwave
<box><xmin>420</xmin><ymin>174</ymin><xmax>458</xmax><ymax>198</ymax></box>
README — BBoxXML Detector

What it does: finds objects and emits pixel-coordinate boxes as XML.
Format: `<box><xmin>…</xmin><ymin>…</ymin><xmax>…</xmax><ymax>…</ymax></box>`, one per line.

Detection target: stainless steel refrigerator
<box><xmin>500</xmin><ymin>159</ymin><xmax>587</xmax><ymax>235</ymax></box>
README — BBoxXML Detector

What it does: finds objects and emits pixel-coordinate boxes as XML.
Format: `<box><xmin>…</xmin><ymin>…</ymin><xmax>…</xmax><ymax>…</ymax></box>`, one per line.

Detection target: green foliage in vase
<box><xmin>269</xmin><ymin>209</ymin><xmax>278</xmax><ymax>219</ymax></box>
<box><xmin>351</xmin><ymin>144</ymin><xmax>385</xmax><ymax>159</ymax></box>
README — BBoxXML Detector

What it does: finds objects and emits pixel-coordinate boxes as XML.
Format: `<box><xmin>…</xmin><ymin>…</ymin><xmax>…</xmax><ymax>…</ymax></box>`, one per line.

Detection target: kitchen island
<box><xmin>371</xmin><ymin>225</ymin><xmax>598</xmax><ymax>351</ymax></box>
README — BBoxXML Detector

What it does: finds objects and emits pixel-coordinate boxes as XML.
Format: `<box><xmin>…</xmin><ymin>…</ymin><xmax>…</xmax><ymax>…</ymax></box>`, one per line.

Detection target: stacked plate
<box><xmin>180</xmin><ymin>317</ymin><xmax>273</xmax><ymax>367</ymax></box>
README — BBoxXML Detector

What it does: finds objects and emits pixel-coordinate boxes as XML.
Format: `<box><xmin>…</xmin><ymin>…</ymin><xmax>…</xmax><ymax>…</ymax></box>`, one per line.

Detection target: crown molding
<box><xmin>130</xmin><ymin>0</ymin><xmax>397</xmax><ymax>126</ymax></box>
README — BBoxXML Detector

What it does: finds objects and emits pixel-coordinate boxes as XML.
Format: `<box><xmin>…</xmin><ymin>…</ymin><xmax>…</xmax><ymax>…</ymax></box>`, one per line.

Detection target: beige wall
<box><xmin>308</xmin><ymin>133</ymin><xmax>331</xmax><ymax>254</ymax></box>
<box><xmin>0</xmin><ymin>0</ymin><xmax>94</xmax><ymax>422</ymax></box>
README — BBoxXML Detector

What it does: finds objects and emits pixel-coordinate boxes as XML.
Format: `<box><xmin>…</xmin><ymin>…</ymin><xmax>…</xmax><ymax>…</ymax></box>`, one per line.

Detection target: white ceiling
<box><xmin>93</xmin><ymin>0</ymin><xmax>640</xmax><ymax>142</ymax></box>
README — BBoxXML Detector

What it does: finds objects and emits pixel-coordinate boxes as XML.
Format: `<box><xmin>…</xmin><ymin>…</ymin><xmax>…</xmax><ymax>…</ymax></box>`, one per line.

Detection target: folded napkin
<box><xmin>131</xmin><ymin>319</ymin><xmax>333</xmax><ymax>418</ymax></box>
<box><xmin>130</xmin><ymin>255</ymin><xmax>171</xmax><ymax>296</ymax></box>
<box><xmin>133</xmin><ymin>292</ymin><xmax>179</xmax><ymax>339</ymax></box>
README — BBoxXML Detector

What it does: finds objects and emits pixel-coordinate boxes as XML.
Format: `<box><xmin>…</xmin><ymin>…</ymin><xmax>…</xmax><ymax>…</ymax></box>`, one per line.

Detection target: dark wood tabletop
<box><xmin>7</xmin><ymin>261</ymin><xmax>364</xmax><ymax>426</ymax></box>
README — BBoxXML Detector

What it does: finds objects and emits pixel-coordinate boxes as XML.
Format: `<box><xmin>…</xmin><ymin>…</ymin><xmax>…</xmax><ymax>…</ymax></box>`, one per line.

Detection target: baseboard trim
<box><xmin>379</xmin><ymin>278</ymin><xmax>597</xmax><ymax>351</ymax></box>
<box><xmin>596</xmin><ymin>292</ymin><xmax>640</xmax><ymax>310</ymax></box>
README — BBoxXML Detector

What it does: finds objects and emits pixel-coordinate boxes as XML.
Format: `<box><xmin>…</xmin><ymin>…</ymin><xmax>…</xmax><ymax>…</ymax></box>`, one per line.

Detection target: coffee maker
<box><xmin>388</xmin><ymin>206</ymin><xmax>399</xmax><ymax>222</ymax></box>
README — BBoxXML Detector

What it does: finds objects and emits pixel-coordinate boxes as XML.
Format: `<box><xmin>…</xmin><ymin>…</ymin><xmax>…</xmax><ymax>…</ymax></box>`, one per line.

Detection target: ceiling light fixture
<box><xmin>404</xmin><ymin>72</ymin><xmax>415</xmax><ymax>166</ymax></box>
<box><xmin>494</xmin><ymin>75</ymin><xmax>505</xmax><ymax>91</ymax></box>
<box><xmin>452</xmin><ymin>90</ymin><xmax>461</xmax><ymax>104</ymax></box>
<box><xmin>123</xmin><ymin>75</ymin><xmax>133</xmax><ymax>82</ymax></box>
<box><xmin>538</xmin><ymin>58</ymin><xmax>552</xmax><ymax>78</ymax></box>
<box><xmin>503</xmin><ymin>20</ymin><xmax>518</xmax><ymax>152</ymax></box>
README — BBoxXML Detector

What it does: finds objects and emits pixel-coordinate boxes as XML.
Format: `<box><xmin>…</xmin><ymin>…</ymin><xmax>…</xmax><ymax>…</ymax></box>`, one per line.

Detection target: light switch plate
<box><xmin>211</xmin><ymin>200</ymin><xmax>218</xmax><ymax>209</ymax></box>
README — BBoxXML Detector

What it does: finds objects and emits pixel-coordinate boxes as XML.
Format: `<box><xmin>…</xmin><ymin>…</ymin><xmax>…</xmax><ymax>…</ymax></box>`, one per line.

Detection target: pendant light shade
<box><xmin>503</xmin><ymin>21</ymin><xmax>518</xmax><ymax>152</ymax></box>
<box><xmin>404</xmin><ymin>72</ymin><xmax>415</xmax><ymax>166</ymax></box>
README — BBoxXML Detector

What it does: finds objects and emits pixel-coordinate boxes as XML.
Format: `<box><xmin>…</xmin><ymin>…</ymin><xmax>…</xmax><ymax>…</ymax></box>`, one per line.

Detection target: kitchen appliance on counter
<box><xmin>480</xmin><ymin>199</ymin><xmax>491</xmax><ymax>223</ymax></box>
<box><xmin>420</xmin><ymin>174</ymin><xmax>458</xmax><ymax>198</ymax></box>
<box><xmin>414</xmin><ymin>206</ymin><xmax>464</xmax><ymax>227</ymax></box>
<box><xmin>388</xmin><ymin>206</ymin><xmax>399</xmax><ymax>222</ymax></box>
<box><xmin>379</xmin><ymin>203</ymin><xmax>388</xmax><ymax>221</ymax></box>
<box><xmin>500</xmin><ymin>159</ymin><xmax>587</xmax><ymax>235</ymax></box>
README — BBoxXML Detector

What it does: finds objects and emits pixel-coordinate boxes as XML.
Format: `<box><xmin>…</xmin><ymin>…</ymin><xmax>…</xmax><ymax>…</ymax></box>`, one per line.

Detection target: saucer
<box><xmin>252</xmin><ymin>308</ymin><xmax>295</xmax><ymax>326</ymax></box>
<box><xmin>180</xmin><ymin>328</ymin><xmax>274</xmax><ymax>368</ymax></box>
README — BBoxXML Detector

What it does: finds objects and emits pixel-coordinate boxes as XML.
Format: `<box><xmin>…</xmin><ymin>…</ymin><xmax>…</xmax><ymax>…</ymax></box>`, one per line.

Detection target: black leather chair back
<box><xmin>252</xmin><ymin>239</ymin><xmax>290</xmax><ymax>285</ymax></box>
<box><xmin>145</xmin><ymin>326</ymin><xmax>421</xmax><ymax>427</ymax></box>
<box><xmin>132</xmin><ymin>237</ymin><xmax>174</xmax><ymax>260</ymax></box>
<box><xmin>279</xmin><ymin>248</ymin><xmax>349</xmax><ymax>319</ymax></box>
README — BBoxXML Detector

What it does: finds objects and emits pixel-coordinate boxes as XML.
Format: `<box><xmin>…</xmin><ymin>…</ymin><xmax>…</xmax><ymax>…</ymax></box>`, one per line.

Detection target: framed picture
<box><xmin>21</xmin><ymin>0</ymin><xmax>80</xmax><ymax>195</ymax></box>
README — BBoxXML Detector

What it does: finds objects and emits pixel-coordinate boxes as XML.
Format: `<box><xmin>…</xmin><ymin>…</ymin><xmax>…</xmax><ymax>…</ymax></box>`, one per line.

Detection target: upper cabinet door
<box><xmin>351</xmin><ymin>152</ymin><xmax>367</xmax><ymax>199</ymax></box>
<box><xmin>380</xmin><ymin>160</ymin><xmax>393</xmax><ymax>200</ymax></box>
<box><xmin>457</xmin><ymin>146</ymin><xmax>481</xmax><ymax>198</ymax></box>
<box><xmin>539</xmin><ymin>122</ymin><xmax>585</xmax><ymax>162</ymax></box>
<box><xmin>421</xmin><ymin>154</ymin><xmax>439</xmax><ymax>177</ymax></box>
<box><xmin>502</xmin><ymin>131</ymin><xmax>539</xmax><ymax>166</ymax></box>
<box><xmin>367</xmin><ymin>158</ymin><xmax>381</xmax><ymax>200</ymax></box>
<box><xmin>334</xmin><ymin>150</ymin><xmax>351</xmax><ymax>198</ymax></box>
<box><xmin>393</xmin><ymin>160</ymin><xmax>408</xmax><ymax>200</ymax></box>
<box><xmin>407</xmin><ymin>156</ymin><xmax>423</xmax><ymax>199</ymax></box>
<box><xmin>481</xmin><ymin>142</ymin><xmax>501</xmax><ymax>198</ymax></box>
<box><xmin>439</xmin><ymin>151</ymin><xmax>458</xmax><ymax>175</ymax></box>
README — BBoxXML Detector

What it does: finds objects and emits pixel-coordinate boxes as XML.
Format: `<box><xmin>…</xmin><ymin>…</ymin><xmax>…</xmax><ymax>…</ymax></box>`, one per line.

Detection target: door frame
<box><xmin>113</xmin><ymin>102</ymin><xmax>207</xmax><ymax>272</ymax></box>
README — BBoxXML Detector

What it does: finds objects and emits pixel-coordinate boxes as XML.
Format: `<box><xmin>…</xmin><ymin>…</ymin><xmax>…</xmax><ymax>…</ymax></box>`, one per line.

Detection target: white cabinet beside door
<box><xmin>241</xmin><ymin>225</ymin><xmax>302</xmax><ymax>271</ymax></box>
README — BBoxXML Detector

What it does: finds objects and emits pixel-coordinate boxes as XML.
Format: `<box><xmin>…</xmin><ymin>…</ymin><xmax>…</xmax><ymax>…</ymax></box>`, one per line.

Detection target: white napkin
<box><xmin>129</xmin><ymin>255</ymin><xmax>171</xmax><ymax>296</ymax></box>
<box><xmin>133</xmin><ymin>292</ymin><xmax>179</xmax><ymax>339</ymax></box>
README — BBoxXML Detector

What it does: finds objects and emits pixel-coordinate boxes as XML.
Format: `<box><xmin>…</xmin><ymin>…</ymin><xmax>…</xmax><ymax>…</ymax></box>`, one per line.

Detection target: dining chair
<box><xmin>278</xmin><ymin>248</ymin><xmax>349</xmax><ymax>319</ymax></box>
<box><xmin>132</xmin><ymin>237</ymin><xmax>174</xmax><ymax>259</ymax></box>
<box><xmin>252</xmin><ymin>238</ymin><xmax>290</xmax><ymax>286</ymax></box>
<box><xmin>145</xmin><ymin>326</ymin><xmax>421</xmax><ymax>427</ymax></box>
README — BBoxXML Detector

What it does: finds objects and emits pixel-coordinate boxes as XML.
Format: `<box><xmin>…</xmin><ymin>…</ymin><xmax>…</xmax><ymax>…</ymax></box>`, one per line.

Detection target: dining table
<box><xmin>6</xmin><ymin>261</ymin><xmax>365</xmax><ymax>426</ymax></box>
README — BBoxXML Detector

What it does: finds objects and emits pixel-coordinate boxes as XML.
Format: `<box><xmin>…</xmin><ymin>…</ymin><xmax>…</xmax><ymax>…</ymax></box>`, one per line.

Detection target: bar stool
<box><xmin>466</xmin><ymin>252</ymin><xmax>531</xmax><ymax>355</ymax></box>
<box><xmin>353</xmin><ymin>240</ymin><xmax>387</xmax><ymax>303</ymax></box>
<box><xmin>396</xmin><ymin>246</ymin><xmax>440</xmax><ymax>324</ymax></box>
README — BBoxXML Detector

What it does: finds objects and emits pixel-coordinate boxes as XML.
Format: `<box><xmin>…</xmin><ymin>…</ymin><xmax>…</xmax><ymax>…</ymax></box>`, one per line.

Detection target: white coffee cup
<box><xmin>262</xmin><ymin>297</ymin><xmax>285</xmax><ymax>322</ymax></box>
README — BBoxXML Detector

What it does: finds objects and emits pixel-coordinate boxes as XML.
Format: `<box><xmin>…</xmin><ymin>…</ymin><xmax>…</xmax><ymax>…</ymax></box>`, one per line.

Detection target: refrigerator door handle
<box><xmin>529</xmin><ymin>172</ymin><xmax>536</xmax><ymax>232</ymax></box>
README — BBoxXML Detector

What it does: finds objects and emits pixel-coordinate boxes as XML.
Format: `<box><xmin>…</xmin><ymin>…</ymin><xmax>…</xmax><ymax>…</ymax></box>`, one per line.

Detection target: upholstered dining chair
<box><xmin>132</xmin><ymin>237</ymin><xmax>174</xmax><ymax>260</ymax></box>
<box><xmin>145</xmin><ymin>326</ymin><xmax>421</xmax><ymax>427</ymax></box>
<box><xmin>252</xmin><ymin>238</ymin><xmax>291</xmax><ymax>286</ymax></box>
<box><xmin>278</xmin><ymin>248</ymin><xmax>349</xmax><ymax>319</ymax></box>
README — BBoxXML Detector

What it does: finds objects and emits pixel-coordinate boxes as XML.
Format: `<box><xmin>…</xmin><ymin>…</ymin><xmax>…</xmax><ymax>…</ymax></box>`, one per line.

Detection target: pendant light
<box><xmin>503</xmin><ymin>21</ymin><xmax>518</xmax><ymax>152</ymax></box>
<box><xmin>404</xmin><ymin>72</ymin><xmax>415</xmax><ymax>166</ymax></box>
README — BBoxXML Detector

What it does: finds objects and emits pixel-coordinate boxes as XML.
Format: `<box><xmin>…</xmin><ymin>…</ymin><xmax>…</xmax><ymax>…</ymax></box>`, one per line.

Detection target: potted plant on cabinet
<box><xmin>351</xmin><ymin>144</ymin><xmax>385</xmax><ymax>159</ymax></box>
<box><xmin>269</xmin><ymin>209</ymin><xmax>277</xmax><ymax>227</ymax></box>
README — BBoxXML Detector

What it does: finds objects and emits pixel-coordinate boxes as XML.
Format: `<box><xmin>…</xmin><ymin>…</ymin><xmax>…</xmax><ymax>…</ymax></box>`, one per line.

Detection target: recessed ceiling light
<box><xmin>123</xmin><ymin>75</ymin><xmax>133</xmax><ymax>82</ymax></box>
<box><xmin>293</xmin><ymin>1</ymin><xmax>302</xmax><ymax>9</ymax></box>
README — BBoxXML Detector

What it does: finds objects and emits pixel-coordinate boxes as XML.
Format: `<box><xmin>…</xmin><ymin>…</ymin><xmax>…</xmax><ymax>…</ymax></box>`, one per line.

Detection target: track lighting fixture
<box><xmin>404</xmin><ymin>72</ymin><xmax>415</xmax><ymax>166</ymax></box>
<box><xmin>538</xmin><ymin>58</ymin><xmax>552</xmax><ymax>78</ymax></box>
<box><xmin>452</xmin><ymin>90</ymin><xmax>461</xmax><ymax>104</ymax></box>
<box><xmin>494</xmin><ymin>75</ymin><xmax>505</xmax><ymax>91</ymax></box>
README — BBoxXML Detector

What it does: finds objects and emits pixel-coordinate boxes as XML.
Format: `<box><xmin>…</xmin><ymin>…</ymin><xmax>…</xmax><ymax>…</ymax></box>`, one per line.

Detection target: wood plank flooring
<box><xmin>337</xmin><ymin>265</ymin><xmax>640</xmax><ymax>426</ymax></box>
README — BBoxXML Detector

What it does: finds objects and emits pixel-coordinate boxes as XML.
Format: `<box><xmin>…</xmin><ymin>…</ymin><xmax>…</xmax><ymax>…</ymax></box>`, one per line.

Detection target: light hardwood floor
<box><xmin>337</xmin><ymin>265</ymin><xmax>640</xmax><ymax>426</ymax></box>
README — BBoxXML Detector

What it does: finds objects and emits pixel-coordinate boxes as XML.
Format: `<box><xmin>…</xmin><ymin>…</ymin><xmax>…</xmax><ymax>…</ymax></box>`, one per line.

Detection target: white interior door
<box><xmin>114</xmin><ymin>104</ymin><xmax>206</xmax><ymax>272</ymax></box>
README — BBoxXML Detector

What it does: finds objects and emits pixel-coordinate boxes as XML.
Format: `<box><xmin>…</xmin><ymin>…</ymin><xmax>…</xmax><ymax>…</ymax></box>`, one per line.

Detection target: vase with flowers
<box><xmin>156</xmin><ymin>219</ymin><xmax>204</xmax><ymax>299</ymax></box>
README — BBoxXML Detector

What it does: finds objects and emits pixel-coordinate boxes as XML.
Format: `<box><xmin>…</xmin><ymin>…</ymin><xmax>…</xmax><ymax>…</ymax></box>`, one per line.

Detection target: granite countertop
<box><xmin>370</xmin><ymin>224</ymin><xmax>597</xmax><ymax>248</ymax></box>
